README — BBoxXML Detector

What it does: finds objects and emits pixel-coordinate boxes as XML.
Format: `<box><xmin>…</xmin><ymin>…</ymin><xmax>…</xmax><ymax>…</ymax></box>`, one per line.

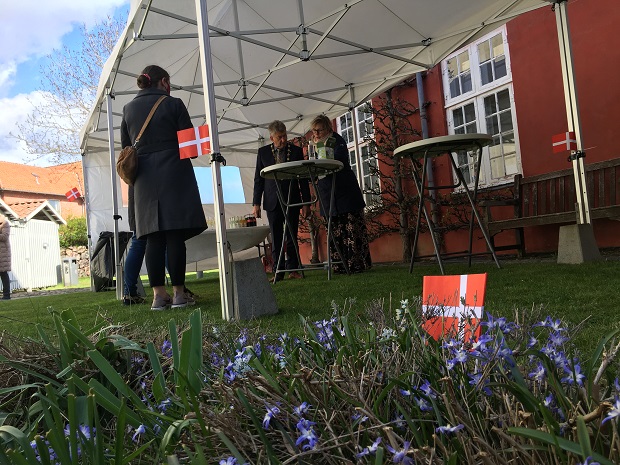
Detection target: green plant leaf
<box><xmin>508</xmin><ymin>427</ymin><xmax>615</xmax><ymax>465</ymax></box>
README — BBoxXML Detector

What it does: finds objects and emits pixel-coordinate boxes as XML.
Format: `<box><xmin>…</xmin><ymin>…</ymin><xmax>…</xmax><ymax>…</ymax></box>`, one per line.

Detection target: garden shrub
<box><xmin>58</xmin><ymin>216</ymin><xmax>88</xmax><ymax>248</ymax></box>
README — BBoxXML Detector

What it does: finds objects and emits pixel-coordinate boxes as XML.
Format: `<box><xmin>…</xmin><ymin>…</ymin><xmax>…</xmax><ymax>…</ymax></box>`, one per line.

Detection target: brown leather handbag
<box><xmin>116</xmin><ymin>95</ymin><xmax>167</xmax><ymax>185</ymax></box>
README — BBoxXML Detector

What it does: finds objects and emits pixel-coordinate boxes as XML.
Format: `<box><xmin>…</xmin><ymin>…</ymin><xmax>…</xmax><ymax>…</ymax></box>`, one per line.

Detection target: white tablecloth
<box><xmin>185</xmin><ymin>226</ymin><xmax>270</xmax><ymax>263</ymax></box>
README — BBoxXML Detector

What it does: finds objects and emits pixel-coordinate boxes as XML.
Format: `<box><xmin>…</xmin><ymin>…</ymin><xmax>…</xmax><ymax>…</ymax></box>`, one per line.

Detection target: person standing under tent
<box><xmin>309</xmin><ymin>114</ymin><xmax>371</xmax><ymax>274</ymax></box>
<box><xmin>252</xmin><ymin>120</ymin><xmax>311</xmax><ymax>283</ymax></box>
<box><xmin>121</xmin><ymin>64</ymin><xmax>206</xmax><ymax>310</ymax></box>
<box><xmin>0</xmin><ymin>215</ymin><xmax>11</xmax><ymax>300</ymax></box>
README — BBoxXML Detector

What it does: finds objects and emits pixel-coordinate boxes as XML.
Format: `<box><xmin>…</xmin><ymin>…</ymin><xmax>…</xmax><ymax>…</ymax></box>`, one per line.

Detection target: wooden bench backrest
<box><xmin>517</xmin><ymin>158</ymin><xmax>620</xmax><ymax>219</ymax></box>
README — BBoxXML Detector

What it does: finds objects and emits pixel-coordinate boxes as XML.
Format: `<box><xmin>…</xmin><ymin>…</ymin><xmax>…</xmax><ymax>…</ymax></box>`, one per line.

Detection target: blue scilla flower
<box><xmin>356</xmin><ymin>437</ymin><xmax>382</xmax><ymax>458</ymax></box>
<box><xmin>534</xmin><ymin>316</ymin><xmax>566</xmax><ymax>332</ymax></box>
<box><xmin>469</xmin><ymin>372</ymin><xmax>492</xmax><ymax>396</ymax></box>
<box><xmin>295</xmin><ymin>418</ymin><xmax>318</xmax><ymax>450</ymax></box>
<box><xmin>385</xmin><ymin>440</ymin><xmax>413</xmax><ymax>464</ymax></box>
<box><xmin>132</xmin><ymin>424</ymin><xmax>146</xmax><ymax>443</ymax></box>
<box><xmin>400</xmin><ymin>388</ymin><xmax>412</xmax><ymax>396</ymax></box>
<box><xmin>615</xmin><ymin>378</ymin><xmax>620</xmax><ymax>393</ymax></box>
<box><xmin>470</xmin><ymin>334</ymin><xmax>494</xmax><ymax>356</ymax></box>
<box><xmin>577</xmin><ymin>457</ymin><xmax>601</xmax><ymax>465</ymax></box>
<box><xmin>548</xmin><ymin>331</ymin><xmax>568</xmax><ymax>347</ymax></box>
<box><xmin>529</xmin><ymin>362</ymin><xmax>546</xmax><ymax>382</ymax></box>
<box><xmin>418</xmin><ymin>379</ymin><xmax>437</xmax><ymax>399</ymax></box>
<box><xmin>161</xmin><ymin>340</ymin><xmax>172</xmax><ymax>357</ymax></box>
<box><xmin>219</xmin><ymin>457</ymin><xmax>249</xmax><ymax>465</ymax></box>
<box><xmin>436</xmin><ymin>424</ymin><xmax>465</xmax><ymax>434</ymax></box>
<box><xmin>414</xmin><ymin>396</ymin><xmax>433</xmax><ymax>412</ymax></box>
<box><xmin>293</xmin><ymin>402</ymin><xmax>311</xmax><ymax>417</ymax></box>
<box><xmin>352</xmin><ymin>413</ymin><xmax>369</xmax><ymax>424</ymax></box>
<box><xmin>481</xmin><ymin>313</ymin><xmax>517</xmax><ymax>334</ymax></box>
<box><xmin>262</xmin><ymin>404</ymin><xmax>280</xmax><ymax>430</ymax></box>
<box><xmin>158</xmin><ymin>397</ymin><xmax>172</xmax><ymax>413</ymax></box>
<box><xmin>561</xmin><ymin>362</ymin><xmax>585</xmax><ymax>386</ymax></box>
<box><xmin>602</xmin><ymin>397</ymin><xmax>620</xmax><ymax>424</ymax></box>
<box><xmin>527</xmin><ymin>335</ymin><xmax>539</xmax><ymax>349</ymax></box>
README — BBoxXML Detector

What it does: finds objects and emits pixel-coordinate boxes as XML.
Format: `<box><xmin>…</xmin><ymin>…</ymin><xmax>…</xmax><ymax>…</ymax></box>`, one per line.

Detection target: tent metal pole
<box><xmin>554</xmin><ymin>0</ymin><xmax>591</xmax><ymax>224</ymax></box>
<box><xmin>106</xmin><ymin>89</ymin><xmax>123</xmax><ymax>300</ymax></box>
<box><xmin>195</xmin><ymin>0</ymin><xmax>234</xmax><ymax>320</ymax></box>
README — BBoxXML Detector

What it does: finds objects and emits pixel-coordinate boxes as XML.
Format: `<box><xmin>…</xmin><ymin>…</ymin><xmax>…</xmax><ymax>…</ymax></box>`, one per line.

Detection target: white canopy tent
<box><xmin>80</xmin><ymin>0</ymin><xmax>554</xmax><ymax>319</ymax></box>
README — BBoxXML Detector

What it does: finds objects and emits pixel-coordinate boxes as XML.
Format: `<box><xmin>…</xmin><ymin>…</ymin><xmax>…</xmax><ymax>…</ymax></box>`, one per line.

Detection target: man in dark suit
<box><xmin>252</xmin><ymin>121</ymin><xmax>311</xmax><ymax>282</ymax></box>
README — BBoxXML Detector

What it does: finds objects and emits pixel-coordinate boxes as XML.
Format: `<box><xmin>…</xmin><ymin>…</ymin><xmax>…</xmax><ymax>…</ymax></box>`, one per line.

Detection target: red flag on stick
<box><xmin>177</xmin><ymin>125</ymin><xmax>211</xmax><ymax>159</ymax></box>
<box><xmin>552</xmin><ymin>131</ymin><xmax>577</xmax><ymax>153</ymax></box>
<box><xmin>65</xmin><ymin>187</ymin><xmax>81</xmax><ymax>202</ymax></box>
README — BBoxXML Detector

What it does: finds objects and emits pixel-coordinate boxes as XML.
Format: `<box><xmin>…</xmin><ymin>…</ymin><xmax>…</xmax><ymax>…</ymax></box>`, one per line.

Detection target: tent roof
<box><xmin>80</xmin><ymin>0</ymin><xmax>550</xmax><ymax>169</ymax></box>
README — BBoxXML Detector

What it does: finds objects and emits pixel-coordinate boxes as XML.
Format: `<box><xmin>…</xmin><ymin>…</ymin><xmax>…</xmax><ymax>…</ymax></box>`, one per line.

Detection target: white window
<box><xmin>337</xmin><ymin>103</ymin><xmax>380</xmax><ymax>206</ymax></box>
<box><xmin>442</xmin><ymin>26</ymin><xmax>520</xmax><ymax>187</ymax></box>
<box><xmin>48</xmin><ymin>199</ymin><xmax>61</xmax><ymax>214</ymax></box>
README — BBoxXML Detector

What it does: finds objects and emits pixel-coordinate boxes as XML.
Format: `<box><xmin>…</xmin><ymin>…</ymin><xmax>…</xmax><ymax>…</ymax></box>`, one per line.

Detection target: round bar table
<box><xmin>261</xmin><ymin>159</ymin><xmax>346</xmax><ymax>280</ymax></box>
<box><xmin>394</xmin><ymin>134</ymin><xmax>501</xmax><ymax>274</ymax></box>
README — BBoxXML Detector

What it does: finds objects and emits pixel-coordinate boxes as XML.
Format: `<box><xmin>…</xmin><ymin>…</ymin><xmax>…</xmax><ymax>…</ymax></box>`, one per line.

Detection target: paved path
<box><xmin>6</xmin><ymin>287</ymin><xmax>91</xmax><ymax>300</ymax></box>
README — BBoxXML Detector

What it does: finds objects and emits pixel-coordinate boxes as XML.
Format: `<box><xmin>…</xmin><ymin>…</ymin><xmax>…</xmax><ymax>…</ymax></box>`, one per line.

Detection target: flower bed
<box><xmin>0</xmin><ymin>301</ymin><xmax>619</xmax><ymax>464</ymax></box>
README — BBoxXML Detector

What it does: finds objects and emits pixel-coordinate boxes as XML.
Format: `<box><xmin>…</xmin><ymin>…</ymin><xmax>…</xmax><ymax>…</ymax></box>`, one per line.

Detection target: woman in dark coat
<box><xmin>310</xmin><ymin>114</ymin><xmax>371</xmax><ymax>273</ymax></box>
<box><xmin>121</xmin><ymin>65</ymin><xmax>206</xmax><ymax>310</ymax></box>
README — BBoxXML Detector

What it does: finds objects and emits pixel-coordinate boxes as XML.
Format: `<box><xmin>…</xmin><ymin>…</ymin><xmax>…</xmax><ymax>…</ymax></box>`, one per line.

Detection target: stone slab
<box><xmin>232</xmin><ymin>257</ymin><xmax>278</xmax><ymax>319</ymax></box>
<box><xmin>557</xmin><ymin>223</ymin><xmax>602</xmax><ymax>264</ymax></box>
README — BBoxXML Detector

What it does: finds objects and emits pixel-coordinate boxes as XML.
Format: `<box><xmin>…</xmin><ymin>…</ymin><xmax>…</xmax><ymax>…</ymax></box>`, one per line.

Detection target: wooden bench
<box><xmin>483</xmin><ymin>158</ymin><xmax>620</xmax><ymax>256</ymax></box>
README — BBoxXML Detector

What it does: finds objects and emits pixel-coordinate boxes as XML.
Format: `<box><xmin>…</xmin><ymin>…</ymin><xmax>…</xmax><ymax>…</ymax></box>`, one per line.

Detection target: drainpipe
<box><xmin>416</xmin><ymin>72</ymin><xmax>440</xmax><ymax>229</ymax></box>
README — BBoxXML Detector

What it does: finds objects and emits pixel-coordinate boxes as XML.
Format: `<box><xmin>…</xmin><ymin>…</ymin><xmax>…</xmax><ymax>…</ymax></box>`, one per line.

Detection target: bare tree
<box><xmin>363</xmin><ymin>86</ymin><xmax>422</xmax><ymax>262</ymax></box>
<box><xmin>10</xmin><ymin>16</ymin><xmax>123</xmax><ymax>165</ymax></box>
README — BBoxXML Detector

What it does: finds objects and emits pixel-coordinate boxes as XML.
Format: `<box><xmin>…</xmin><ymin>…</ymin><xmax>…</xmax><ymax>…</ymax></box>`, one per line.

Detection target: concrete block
<box><xmin>232</xmin><ymin>257</ymin><xmax>278</xmax><ymax>319</ymax></box>
<box><xmin>557</xmin><ymin>223</ymin><xmax>602</xmax><ymax>264</ymax></box>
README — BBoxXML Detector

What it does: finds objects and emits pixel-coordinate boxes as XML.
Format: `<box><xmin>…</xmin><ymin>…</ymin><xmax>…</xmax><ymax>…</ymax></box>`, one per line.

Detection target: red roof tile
<box><xmin>0</xmin><ymin>161</ymin><xmax>83</xmax><ymax>196</ymax></box>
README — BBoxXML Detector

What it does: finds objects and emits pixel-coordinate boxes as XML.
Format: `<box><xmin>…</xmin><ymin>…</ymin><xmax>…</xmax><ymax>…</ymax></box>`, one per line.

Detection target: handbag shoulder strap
<box><xmin>134</xmin><ymin>95</ymin><xmax>167</xmax><ymax>146</ymax></box>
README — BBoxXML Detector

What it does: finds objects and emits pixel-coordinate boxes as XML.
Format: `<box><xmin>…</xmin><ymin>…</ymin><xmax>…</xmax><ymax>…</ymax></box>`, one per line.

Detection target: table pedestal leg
<box><xmin>272</xmin><ymin>174</ymin><xmax>305</xmax><ymax>281</ymax></box>
<box><xmin>409</xmin><ymin>152</ymin><xmax>445</xmax><ymax>274</ymax></box>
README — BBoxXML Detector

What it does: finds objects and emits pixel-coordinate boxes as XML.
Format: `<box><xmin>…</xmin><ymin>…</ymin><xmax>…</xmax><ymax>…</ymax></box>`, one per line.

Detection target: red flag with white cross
<box><xmin>177</xmin><ymin>125</ymin><xmax>211</xmax><ymax>159</ymax></box>
<box><xmin>65</xmin><ymin>187</ymin><xmax>81</xmax><ymax>202</ymax></box>
<box><xmin>552</xmin><ymin>131</ymin><xmax>577</xmax><ymax>153</ymax></box>
<box><xmin>421</xmin><ymin>273</ymin><xmax>487</xmax><ymax>342</ymax></box>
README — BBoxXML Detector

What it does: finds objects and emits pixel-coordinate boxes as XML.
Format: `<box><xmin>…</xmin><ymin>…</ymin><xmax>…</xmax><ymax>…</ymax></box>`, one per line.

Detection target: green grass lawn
<box><xmin>1</xmin><ymin>259</ymin><xmax>619</xmax><ymax>357</ymax></box>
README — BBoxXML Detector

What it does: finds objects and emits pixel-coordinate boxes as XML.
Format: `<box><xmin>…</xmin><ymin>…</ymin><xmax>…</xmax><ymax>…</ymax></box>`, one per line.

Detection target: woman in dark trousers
<box><xmin>121</xmin><ymin>65</ymin><xmax>206</xmax><ymax>310</ymax></box>
<box><xmin>310</xmin><ymin>114</ymin><xmax>372</xmax><ymax>273</ymax></box>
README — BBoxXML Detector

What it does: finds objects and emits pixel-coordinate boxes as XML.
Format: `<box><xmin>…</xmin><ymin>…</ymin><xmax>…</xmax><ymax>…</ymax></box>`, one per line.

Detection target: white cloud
<box><xmin>0</xmin><ymin>0</ymin><xmax>130</xmax><ymax>166</ymax></box>
<box><xmin>0</xmin><ymin>0</ymin><xmax>129</xmax><ymax>64</ymax></box>
<box><xmin>0</xmin><ymin>91</ymin><xmax>53</xmax><ymax>166</ymax></box>
<box><xmin>0</xmin><ymin>62</ymin><xmax>17</xmax><ymax>90</ymax></box>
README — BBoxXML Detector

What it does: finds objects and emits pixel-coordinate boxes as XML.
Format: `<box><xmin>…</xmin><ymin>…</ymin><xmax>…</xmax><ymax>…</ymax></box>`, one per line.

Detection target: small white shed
<box><xmin>0</xmin><ymin>199</ymin><xmax>66</xmax><ymax>292</ymax></box>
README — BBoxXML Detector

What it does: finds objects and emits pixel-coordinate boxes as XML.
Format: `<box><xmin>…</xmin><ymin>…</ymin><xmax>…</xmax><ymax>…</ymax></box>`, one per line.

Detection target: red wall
<box><xmin>506</xmin><ymin>0</ymin><xmax>620</xmax><ymax>251</ymax></box>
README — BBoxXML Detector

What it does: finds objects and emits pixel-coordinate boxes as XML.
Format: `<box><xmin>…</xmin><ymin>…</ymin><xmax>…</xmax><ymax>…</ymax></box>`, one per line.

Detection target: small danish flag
<box><xmin>421</xmin><ymin>273</ymin><xmax>487</xmax><ymax>342</ymax></box>
<box><xmin>177</xmin><ymin>125</ymin><xmax>211</xmax><ymax>159</ymax></box>
<box><xmin>552</xmin><ymin>131</ymin><xmax>577</xmax><ymax>153</ymax></box>
<box><xmin>65</xmin><ymin>187</ymin><xmax>81</xmax><ymax>202</ymax></box>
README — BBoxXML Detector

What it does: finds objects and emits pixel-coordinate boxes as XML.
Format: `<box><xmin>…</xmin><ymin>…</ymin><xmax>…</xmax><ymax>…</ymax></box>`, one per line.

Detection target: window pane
<box><xmin>484</xmin><ymin>94</ymin><xmax>497</xmax><ymax>115</ymax></box>
<box><xmin>497</xmin><ymin>89</ymin><xmax>511</xmax><ymax>111</ymax></box>
<box><xmin>461</xmin><ymin>72</ymin><xmax>472</xmax><ymax>93</ymax></box>
<box><xmin>478</xmin><ymin>41</ymin><xmax>491</xmax><ymax>63</ymax></box>
<box><xmin>453</xmin><ymin>107</ymin><xmax>464</xmax><ymax>127</ymax></box>
<box><xmin>491</xmin><ymin>34</ymin><xmax>504</xmax><ymax>58</ymax></box>
<box><xmin>466</xmin><ymin>122</ymin><xmax>477</xmax><ymax>133</ymax></box>
<box><xmin>500</xmin><ymin>111</ymin><xmax>513</xmax><ymax>132</ymax></box>
<box><xmin>339</xmin><ymin>115</ymin><xmax>347</xmax><ymax>128</ymax></box>
<box><xmin>450</xmin><ymin>79</ymin><xmax>461</xmax><ymax>98</ymax></box>
<box><xmin>490</xmin><ymin>155</ymin><xmax>505</xmax><ymax>179</ymax></box>
<box><xmin>458</xmin><ymin>50</ymin><xmax>470</xmax><ymax>72</ymax></box>
<box><xmin>480</xmin><ymin>62</ymin><xmax>493</xmax><ymax>85</ymax></box>
<box><xmin>505</xmin><ymin>154</ymin><xmax>518</xmax><ymax>175</ymax></box>
<box><xmin>347</xmin><ymin>128</ymin><xmax>354</xmax><ymax>143</ymax></box>
<box><xmin>464</xmin><ymin>103</ymin><xmax>476</xmax><ymax>123</ymax></box>
<box><xmin>486</xmin><ymin>115</ymin><xmax>499</xmax><ymax>135</ymax></box>
<box><xmin>494</xmin><ymin>56</ymin><xmax>507</xmax><ymax>79</ymax></box>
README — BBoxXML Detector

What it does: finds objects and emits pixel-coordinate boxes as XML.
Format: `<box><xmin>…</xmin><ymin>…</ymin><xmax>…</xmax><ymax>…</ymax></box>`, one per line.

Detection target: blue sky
<box><xmin>0</xmin><ymin>0</ymin><xmax>246</xmax><ymax>203</ymax></box>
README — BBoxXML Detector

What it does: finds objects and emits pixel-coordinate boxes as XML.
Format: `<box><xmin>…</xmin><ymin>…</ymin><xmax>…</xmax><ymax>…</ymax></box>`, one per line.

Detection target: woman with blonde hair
<box><xmin>309</xmin><ymin>114</ymin><xmax>371</xmax><ymax>273</ymax></box>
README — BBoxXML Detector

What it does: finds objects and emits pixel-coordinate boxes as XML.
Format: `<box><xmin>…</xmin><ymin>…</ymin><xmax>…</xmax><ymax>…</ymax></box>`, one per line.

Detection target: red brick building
<box><xmin>301</xmin><ymin>0</ymin><xmax>619</xmax><ymax>263</ymax></box>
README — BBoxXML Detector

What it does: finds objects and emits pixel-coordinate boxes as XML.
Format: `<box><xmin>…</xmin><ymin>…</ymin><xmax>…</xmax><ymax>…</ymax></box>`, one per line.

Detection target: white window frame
<box><xmin>441</xmin><ymin>25</ymin><xmax>522</xmax><ymax>188</ymax></box>
<box><xmin>336</xmin><ymin>103</ymin><xmax>381</xmax><ymax>206</ymax></box>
